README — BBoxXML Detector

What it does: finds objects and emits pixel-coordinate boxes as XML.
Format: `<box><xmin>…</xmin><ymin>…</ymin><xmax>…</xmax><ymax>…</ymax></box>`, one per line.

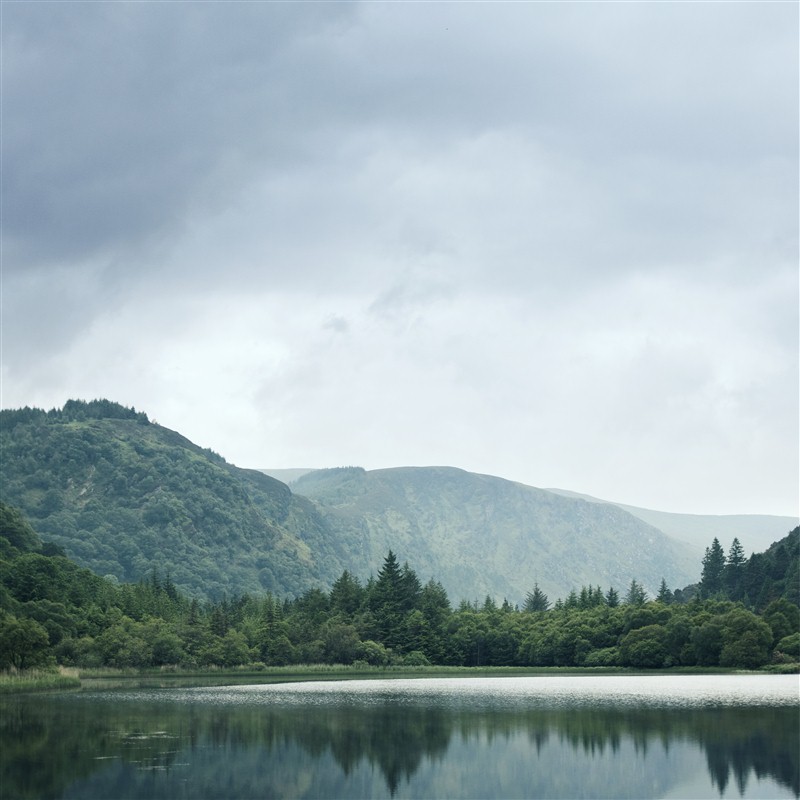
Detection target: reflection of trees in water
<box><xmin>0</xmin><ymin>697</ymin><xmax>797</xmax><ymax>799</ymax></box>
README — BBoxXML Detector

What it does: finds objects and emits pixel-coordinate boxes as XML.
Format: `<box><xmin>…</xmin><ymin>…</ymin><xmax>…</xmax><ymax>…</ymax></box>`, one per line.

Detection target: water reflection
<box><xmin>0</xmin><ymin>677</ymin><xmax>797</xmax><ymax>799</ymax></box>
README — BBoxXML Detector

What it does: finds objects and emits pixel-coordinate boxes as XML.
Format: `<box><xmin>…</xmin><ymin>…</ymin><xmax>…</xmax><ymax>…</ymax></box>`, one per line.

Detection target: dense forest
<box><xmin>1</xmin><ymin>502</ymin><xmax>797</xmax><ymax>672</ymax></box>
<box><xmin>0</xmin><ymin>401</ymin><xmax>344</xmax><ymax>599</ymax></box>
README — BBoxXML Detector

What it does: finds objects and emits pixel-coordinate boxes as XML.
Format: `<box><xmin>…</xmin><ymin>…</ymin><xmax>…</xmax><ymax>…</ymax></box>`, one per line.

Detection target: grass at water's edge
<box><xmin>2</xmin><ymin>663</ymin><xmax>797</xmax><ymax>694</ymax></box>
<box><xmin>0</xmin><ymin>667</ymin><xmax>81</xmax><ymax>694</ymax></box>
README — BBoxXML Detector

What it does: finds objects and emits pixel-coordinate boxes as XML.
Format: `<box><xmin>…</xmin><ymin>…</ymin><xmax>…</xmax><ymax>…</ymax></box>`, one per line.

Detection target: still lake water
<box><xmin>1</xmin><ymin>675</ymin><xmax>797</xmax><ymax>800</ymax></box>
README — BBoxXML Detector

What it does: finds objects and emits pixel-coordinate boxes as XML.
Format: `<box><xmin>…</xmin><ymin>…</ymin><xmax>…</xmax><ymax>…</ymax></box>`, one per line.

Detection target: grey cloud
<box><xmin>323</xmin><ymin>316</ymin><xmax>349</xmax><ymax>335</ymax></box>
<box><xmin>5</xmin><ymin>1</ymin><xmax>795</xmax><ymax>280</ymax></box>
<box><xmin>3</xmin><ymin>2</ymin><xmax>356</xmax><ymax>270</ymax></box>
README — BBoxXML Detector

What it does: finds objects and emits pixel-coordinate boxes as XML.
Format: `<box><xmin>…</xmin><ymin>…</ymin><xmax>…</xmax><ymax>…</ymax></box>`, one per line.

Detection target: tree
<box><xmin>524</xmin><ymin>584</ymin><xmax>550</xmax><ymax>613</ymax></box>
<box><xmin>0</xmin><ymin>616</ymin><xmax>50</xmax><ymax>670</ymax></box>
<box><xmin>656</xmin><ymin>579</ymin><xmax>673</xmax><ymax>605</ymax></box>
<box><xmin>725</xmin><ymin>538</ymin><xmax>747</xmax><ymax>600</ymax></box>
<box><xmin>619</xmin><ymin>625</ymin><xmax>668</xmax><ymax>668</ymax></box>
<box><xmin>762</xmin><ymin>599</ymin><xmax>800</xmax><ymax>647</ymax></box>
<box><xmin>718</xmin><ymin>609</ymin><xmax>773</xmax><ymax>668</ymax></box>
<box><xmin>624</xmin><ymin>579</ymin><xmax>647</xmax><ymax>606</ymax></box>
<box><xmin>700</xmin><ymin>538</ymin><xmax>726</xmax><ymax>598</ymax></box>
<box><xmin>605</xmin><ymin>587</ymin><xmax>620</xmax><ymax>608</ymax></box>
<box><xmin>370</xmin><ymin>551</ymin><xmax>411</xmax><ymax>651</ymax></box>
<box><xmin>329</xmin><ymin>570</ymin><xmax>364</xmax><ymax>619</ymax></box>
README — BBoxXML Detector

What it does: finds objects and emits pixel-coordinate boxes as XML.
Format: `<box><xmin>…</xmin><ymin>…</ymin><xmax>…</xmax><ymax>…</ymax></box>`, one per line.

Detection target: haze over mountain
<box><xmin>2</xmin><ymin>401</ymin><xmax>791</xmax><ymax>604</ymax></box>
<box><xmin>543</xmin><ymin>490</ymin><xmax>798</xmax><ymax>557</ymax></box>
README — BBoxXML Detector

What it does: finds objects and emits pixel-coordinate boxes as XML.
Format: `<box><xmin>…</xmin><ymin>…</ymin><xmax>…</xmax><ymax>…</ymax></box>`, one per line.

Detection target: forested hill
<box><xmin>292</xmin><ymin>466</ymin><xmax>698</xmax><ymax>605</ymax></box>
<box><xmin>0</xmin><ymin>402</ymin><xmax>347</xmax><ymax>599</ymax></box>
<box><xmin>1</xmin><ymin>399</ymin><xmax>777</xmax><ymax>605</ymax></box>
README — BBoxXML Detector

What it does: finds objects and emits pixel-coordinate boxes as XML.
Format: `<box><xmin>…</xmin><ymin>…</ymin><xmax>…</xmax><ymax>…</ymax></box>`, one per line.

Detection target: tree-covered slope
<box><xmin>0</xmin><ymin>401</ymin><xmax>345</xmax><ymax>599</ymax></box>
<box><xmin>293</xmin><ymin>466</ymin><xmax>699</xmax><ymax>604</ymax></box>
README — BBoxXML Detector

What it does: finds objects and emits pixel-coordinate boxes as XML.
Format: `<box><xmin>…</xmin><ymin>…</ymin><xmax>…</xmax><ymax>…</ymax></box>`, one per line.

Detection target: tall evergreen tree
<box><xmin>624</xmin><ymin>579</ymin><xmax>647</xmax><ymax>606</ymax></box>
<box><xmin>725</xmin><ymin>538</ymin><xmax>747</xmax><ymax>601</ymax></box>
<box><xmin>656</xmin><ymin>578</ymin><xmax>673</xmax><ymax>605</ymax></box>
<box><xmin>524</xmin><ymin>583</ymin><xmax>550</xmax><ymax>612</ymax></box>
<box><xmin>700</xmin><ymin>538</ymin><xmax>727</xmax><ymax>598</ymax></box>
<box><xmin>370</xmin><ymin>551</ymin><xmax>410</xmax><ymax>651</ymax></box>
<box><xmin>605</xmin><ymin>586</ymin><xmax>620</xmax><ymax>608</ymax></box>
<box><xmin>329</xmin><ymin>570</ymin><xmax>364</xmax><ymax>618</ymax></box>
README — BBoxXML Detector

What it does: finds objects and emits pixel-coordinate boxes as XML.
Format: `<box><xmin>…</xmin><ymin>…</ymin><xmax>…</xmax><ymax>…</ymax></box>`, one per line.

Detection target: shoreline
<box><xmin>3</xmin><ymin>663</ymin><xmax>796</xmax><ymax>695</ymax></box>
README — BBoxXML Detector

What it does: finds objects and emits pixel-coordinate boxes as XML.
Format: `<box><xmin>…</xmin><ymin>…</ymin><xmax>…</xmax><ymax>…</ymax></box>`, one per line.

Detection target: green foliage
<box><xmin>0</xmin><ymin>502</ymin><xmax>42</xmax><ymax>557</ymax></box>
<box><xmin>700</xmin><ymin>538</ymin><xmax>727</xmax><ymax>598</ymax></box>
<box><xmin>619</xmin><ymin>625</ymin><xmax>669</xmax><ymax>668</ymax></box>
<box><xmin>0</xmin><ymin>402</ymin><xmax>343</xmax><ymax>600</ymax></box>
<box><xmin>0</xmin><ymin>499</ymin><xmax>797</xmax><ymax>675</ymax></box>
<box><xmin>524</xmin><ymin>584</ymin><xmax>550</xmax><ymax>612</ymax></box>
<box><xmin>775</xmin><ymin>632</ymin><xmax>800</xmax><ymax>659</ymax></box>
<box><xmin>0</xmin><ymin>615</ymin><xmax>51</xmax><ymax>670</ymax></box>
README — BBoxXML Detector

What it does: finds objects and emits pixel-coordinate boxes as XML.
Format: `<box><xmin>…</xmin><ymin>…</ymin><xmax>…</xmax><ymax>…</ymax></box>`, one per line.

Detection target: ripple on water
<box><xmin>79</xmin><ymin>674</ymin><xmax>800</xmax><ymax>710</ymax></box>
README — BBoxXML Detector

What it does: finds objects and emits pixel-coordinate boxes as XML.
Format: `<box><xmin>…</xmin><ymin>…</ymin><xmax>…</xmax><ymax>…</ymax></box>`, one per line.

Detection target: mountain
<box><xmin>546</xmin><ymin>489</ymin><xmax>798</xmax><ymax>556</ymax></box>
<box><xmin>261</xmin><ymin>469</ymin><xmax>316</xmax><ymax>485</ymax></box>
<box><xmin>292</xmin><ymin>466</ymin><xmax>699</xmax><ymax>604</ymax></box>
<box><xmin>0</xmin><ymin>401</ymin><xmax>347</xmax><ymax>599</ymax></box>
<box><xmin>5</xmin><ymin>399</ymin><xmax>781</xmax><ymax>605</ymax></box>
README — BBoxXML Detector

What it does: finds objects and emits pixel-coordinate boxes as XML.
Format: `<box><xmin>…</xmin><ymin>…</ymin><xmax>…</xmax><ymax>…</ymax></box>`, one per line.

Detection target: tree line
<box><xmin>1</xmin><ymin>502</ymin><xmax>798</xmax><ymax>672</ymax></box>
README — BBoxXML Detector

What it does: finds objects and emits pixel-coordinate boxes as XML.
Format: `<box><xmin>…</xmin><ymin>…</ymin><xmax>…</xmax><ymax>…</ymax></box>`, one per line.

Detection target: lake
<box><xmin>1</xmin><ymin>674</ymin><xmax>797</xmax><ymax>799</ymax></box>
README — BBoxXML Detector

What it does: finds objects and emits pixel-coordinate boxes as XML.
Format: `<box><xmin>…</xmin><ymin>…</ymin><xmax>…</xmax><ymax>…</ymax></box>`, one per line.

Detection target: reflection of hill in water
<box><xmin>1</xmin><ymin>698</ymin><xmax>797</xmax><ymax>799</ymax></box>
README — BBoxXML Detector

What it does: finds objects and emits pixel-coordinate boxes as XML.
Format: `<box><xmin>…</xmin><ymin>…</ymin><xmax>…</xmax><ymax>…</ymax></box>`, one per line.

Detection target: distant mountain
<box><xmin>260</xmin><ymin>469</ymin><xmax>316</xmax><ymax>485</ymax></box>
<box><xmin>546</xmin><ymin>489</ymin><xmax>798</xmax><ymax>556</ymax></box>
<box><xmin>292</xmin><ymin>466</ymin><xmax>699</xmax><ymax>604</ymax></box>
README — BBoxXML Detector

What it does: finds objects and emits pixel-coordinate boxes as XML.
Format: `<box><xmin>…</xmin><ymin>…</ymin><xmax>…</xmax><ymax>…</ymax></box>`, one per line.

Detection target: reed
<box><xmin>0</xmin><ymin>667</ymin><xmax>81</xmax><ymax>694</ymax></box>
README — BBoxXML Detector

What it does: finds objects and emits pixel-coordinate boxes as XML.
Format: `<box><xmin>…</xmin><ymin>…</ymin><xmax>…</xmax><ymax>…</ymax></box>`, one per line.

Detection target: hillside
<box><xmin>546</xmin><ymin>489</ymin><xmax>798</xmax><ymax>555</ymax></box>
<box><xmin>0</xmin><ymin>401</ymin><xmax>346</xmax><ymax>599</ymax></box>
<box><xmin>292</xmin><ymin>466</ymin><xmax>699</xmax><ymax>604</ymax></box>
<box><xmin>2</xmin><ymin>400</ymin><xmax>767</xmax><ymax>605</ymax></box>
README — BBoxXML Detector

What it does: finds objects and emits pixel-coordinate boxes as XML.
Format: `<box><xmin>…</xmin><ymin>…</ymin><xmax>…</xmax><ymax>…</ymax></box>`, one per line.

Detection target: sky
<box><xmin>1</xmin><ymin>1</ymin><xmax>798</xmax><ymax>518</ymax></box>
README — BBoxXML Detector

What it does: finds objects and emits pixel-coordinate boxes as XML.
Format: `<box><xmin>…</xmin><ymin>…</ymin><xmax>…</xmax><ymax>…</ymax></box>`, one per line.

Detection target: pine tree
<box><xmin>605</xmin><ymin>586</ymin><xmax>620</xmax><ymax>608</ymax></box>
<box><xmin>700</xmin><ymin>538</ymin><xmax>727</xmax><ymax>598</ymax></box>
<box><xmin>524</xmin><ymin>583</ymin><xmax>550</xmax><ymax>612</ymax></box>
<box><xmin>329</xmin><ymin>570</ymin><xmax>364</xmax><ymax>618</ymax></box>
<box><xmin>624</xmin><ymin>579</ymin><xmax>647</xmax><ymax>606</ymax></box>
<box><xmin>725</xmin><ymin>538</ymin><xmax>747</xmax><ymax>600</ymax></box>
<box><xmin>656</xmin><ymin>578</ymin><xmax>673</xmax><ymax>605</ymax></box>
<box><xmin>370</xmin><ymin>551</ymin><xmax>410</xmax><ymax>651</ymax></box>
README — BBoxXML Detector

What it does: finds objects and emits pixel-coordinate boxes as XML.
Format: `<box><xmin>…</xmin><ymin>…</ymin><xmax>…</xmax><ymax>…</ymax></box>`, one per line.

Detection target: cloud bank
<box><xmin>2</xmin><ymin>2</ymin><xmax>797</xmax><ymax>516</ymax></box>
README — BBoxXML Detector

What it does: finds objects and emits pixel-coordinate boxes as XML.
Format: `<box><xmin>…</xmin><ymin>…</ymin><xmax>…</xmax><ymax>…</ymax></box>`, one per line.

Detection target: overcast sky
<box><xmin>2</xmin><ymin>1</ymin><xmax>798</xmax><ymax>517</ymax></box>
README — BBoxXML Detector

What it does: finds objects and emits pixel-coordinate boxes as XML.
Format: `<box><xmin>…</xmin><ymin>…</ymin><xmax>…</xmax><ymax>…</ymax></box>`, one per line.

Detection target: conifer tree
<box><xmin>624</xmin><ymin>579</ymin><xmax>647</xmax><ymax>606</ymax></box>
<box><xmin>700</xmin><ymin>538</ymin><xmax>727</xmax><ymax>598</ymax></box>
<box><xmin>725</xmin><ymin>538</ymin><xmax>747</xmax><ymax>600</ymax></box>
<box><xmin>524</xmin><ymin>583</ymin><xmax>550</xmax><ymax>612</ymax></box>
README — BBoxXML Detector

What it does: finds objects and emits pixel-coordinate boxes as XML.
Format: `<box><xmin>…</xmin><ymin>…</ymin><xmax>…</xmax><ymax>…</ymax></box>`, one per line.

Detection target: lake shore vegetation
<box><xmin>1</xmin><ymin>503</ymin><xmax>798</xmax><ymax>686</ymax></box>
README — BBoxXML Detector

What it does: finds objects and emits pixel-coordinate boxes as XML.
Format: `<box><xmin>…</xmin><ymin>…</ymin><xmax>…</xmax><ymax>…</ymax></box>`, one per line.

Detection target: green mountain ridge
<box><xmin>0</xmin><ymin>403</ymin><xmax>344</xmax><ymax>599</ymax></box>
<box><xmin>291</xmin><ymin>466</ymin><xmax>698</xmax><ymax>604</ymax></box>
<box><xmin>0</xmin><ymin>400</ymin><xmax>788</xmax><ymax>604</ymax></box>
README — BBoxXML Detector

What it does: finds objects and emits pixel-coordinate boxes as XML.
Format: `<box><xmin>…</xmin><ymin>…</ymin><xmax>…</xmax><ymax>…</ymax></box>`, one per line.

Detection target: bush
<box><xmin>402</xmin><ymin>650</ymin><xmax>431</xmax><ymax>666</ymax></box>
<box><xmin>775</xmin><ymin>632</ymin><xmax>800</xmax><ymax>660</ymax></box>
<box><xmin>619</xmin><ymin>625</ymin><xmax>668</xmax><ymax>668</ymax></box>
<box><xmin>583</xmin><ymin>647</ymin><xmax>620</xmax><ymax>667</ymax></box>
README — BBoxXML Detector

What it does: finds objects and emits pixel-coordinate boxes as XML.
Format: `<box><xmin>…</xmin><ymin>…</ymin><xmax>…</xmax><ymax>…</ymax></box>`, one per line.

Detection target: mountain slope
<box><xmin>2</xmin><ymin>401</ymin><xmax>753</xmax><ymax>605</ymax></box>
<box><xmin>546</xmin><ymin>489</ymin><xmax>798</xmax><ymax>555</ymax></box>
<box><xmin>0</xmin><ymin>402</ymin><xmax>345</xmax><ymax>599</ymax></box>
<box><xmin>293</xmin><ymin>466</ymin><xmax>699</xmax><ymax>604</ymax></box>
